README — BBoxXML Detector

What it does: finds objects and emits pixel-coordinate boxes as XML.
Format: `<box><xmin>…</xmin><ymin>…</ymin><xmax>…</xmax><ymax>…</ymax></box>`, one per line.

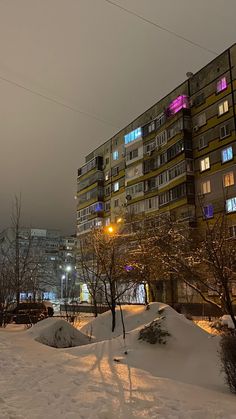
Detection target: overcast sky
<box><xmin>0</xmin><ymin>0</ymin><xmax>235</xmax><ymax>234</ymax></box>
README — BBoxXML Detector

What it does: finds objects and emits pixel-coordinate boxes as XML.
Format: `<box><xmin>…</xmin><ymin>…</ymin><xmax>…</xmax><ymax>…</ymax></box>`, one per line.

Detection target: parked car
<box><xmin>7</xmin><ymin>302</ymin><xmax>48</xmax><ymax>324</ymax></box>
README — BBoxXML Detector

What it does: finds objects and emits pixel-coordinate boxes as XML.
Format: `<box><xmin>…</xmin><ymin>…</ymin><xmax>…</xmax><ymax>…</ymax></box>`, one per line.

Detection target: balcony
<box><xmin>78</xmin><ymin>156</ymin><xmax>103</xmax><ymax>178</ymax></box>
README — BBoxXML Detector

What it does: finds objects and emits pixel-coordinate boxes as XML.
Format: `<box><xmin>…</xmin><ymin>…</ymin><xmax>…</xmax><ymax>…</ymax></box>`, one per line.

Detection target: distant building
<box><xmin>0</xmin><ymin>228</ymin><xmax>62</xmax><ymax>301</ymax></box>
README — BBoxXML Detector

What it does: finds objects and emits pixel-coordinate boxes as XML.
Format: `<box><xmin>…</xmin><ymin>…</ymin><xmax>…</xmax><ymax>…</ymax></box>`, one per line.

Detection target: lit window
<box><xmin>167</xmin><ymin>95</ymin><xmax>189</xmax><ymax>115</ymax></box>
<box><xmin>200</xmin><ymin>157</ymin><xmax>210</xmax><ymax>172</ymax></box>
<box><xmin>220</xmin><ymin>124</ymin><xmax>230</xmax><ymax>139</ymax></box>
<box><xmin>223</xmin><ymin>172</ymin><xmax>234</xmax><ymax>187</ymax></box>
<box><xmin>226</xmin><ymin>197</ymin><xmax>236</xmax><ymax>213</ymax></box>
<box><xmin>113</xmin><ymin>182</ymin><xmax>119</xmax><ymax>192</ymax></box>
<box><xmin>113</xmin><ymin>150</ymin><xmax>119</xmax><ymax>161</ymax></box>
<box><xmin>203</xmin><ymin>204</ymin><xmax>213</xmax><ymax>219</ymax></box>
<box><xmin>222</xmin><ymin>146</ymin><xmax>233</xmax><ymax>163</ymax></box>
<box><xmin>105</xmin><ymin>172</ymin><xmax>109</xmax><ymax>181</ymax></box>
<box><xmin>218</xmin><ymin>100</ymin><xmax>229</xmax><ymax>116</ymax></box>
<box><xmin>201</xmin><ymin>180</ymin><xmax>211</xmax><ymax>194</ymax></box>
<box><xmin>124</xmin><ymin>127</ymin><xmax>142</xmax><ymax>145</ymax></box>
<box><xmin>216</xmin><ymin>77</ymin><xmax>227</xmax><ymax>93</ymax></box>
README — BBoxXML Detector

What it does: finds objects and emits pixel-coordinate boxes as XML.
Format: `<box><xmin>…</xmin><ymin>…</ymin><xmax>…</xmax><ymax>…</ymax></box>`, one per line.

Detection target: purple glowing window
<box><xmin>125</xmin><ymin>265</ymin><xmax>133</xmax><ymax>272</ymax></box>
<box><xmin>216</xmin><ymin>77</ymin><xmax>227</xmax><ymax>93</ymax></box>
<box><xmin>167</xmin><ymin>95</ymin><xmax>189</xmax><ymax>116</ymax></box>
<box><xmin>203</xmin><ymin>204</ymin><xmax>213</xmax><ymax>219</ymax></box>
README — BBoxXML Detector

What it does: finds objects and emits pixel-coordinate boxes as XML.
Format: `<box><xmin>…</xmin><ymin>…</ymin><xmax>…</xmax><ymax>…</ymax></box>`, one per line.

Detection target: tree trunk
<box><xmin>16</xmin><ymin>291</ymin><xmax>20</xmax><ymax>305</ymax></box>
<box><xmin>144</xmin><ymin>282</ymin><xmax>148</xmax><ymax>305</ymax></box>
<box><xmin>111</xmin><ymin>300</ymin><xmax>116</xmax><ymax>332</ymax></box>
<box><xmin>93</xmin><ymin>297</ymin><xmax>98</xmax><ymax>317</ymax></box>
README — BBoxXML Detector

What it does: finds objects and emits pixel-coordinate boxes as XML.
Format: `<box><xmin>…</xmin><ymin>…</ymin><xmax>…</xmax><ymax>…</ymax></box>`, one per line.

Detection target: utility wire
<box><xmin>0</xmin><ymin>74</ymin><xmax>118</xmax><ymax>129</ymax></box>
<box><xmin>103</xmin><ymin>0</ymin><xmax>218</xmax><ymax>56</ymax></box>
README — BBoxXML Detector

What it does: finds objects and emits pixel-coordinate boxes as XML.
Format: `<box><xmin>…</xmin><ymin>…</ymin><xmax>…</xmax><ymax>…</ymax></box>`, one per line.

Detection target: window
<box><xmin>194</xmin><ymin>93</ymin><xmax>205</xmax><ymax>107</ymax></box>
<box><xmin>112</xmin><ymin>166</ymin><xmax>119</xmax><ymax>176</ymax></box>
<box><xmin>144</xmin><ymin>141</ymin><xmax>156</xmax><ymax>154</ymax></box>
<box><xmin>105</xmin><ymin>201</ymin><xmax>110</xmax><ymax>211</ymax></box>
<box><xmin>156</xmin><ymin>130</ymin><xmax>167</xmax><ymax>147</ymax></box>
<box><xmin>220</xmin><ymin>124</ymin><xmax>230</xmax><ymax>139</ymax></box>
<box><xmin>196</xmin><ymin>113</ymin><xmax>206</xmax><ymax>127</ymax></box>
<box><xmin>105</xmin><ymin>186</ymin><xmax>110</xmax><ymax>196</ymax></box>
<box><xmin>145</xmin><ymin>196</ymin><xmax>158</xmax><ymax>211</ymax></box>
<box><xmin>200</xmin><ymin>157</ymin><xmax>210</xmax><ymax>172</ymax></box>
<box><xmin>223</xmin><ymin>172</ymin><xmax>234</xmax><ymax>187</ymax></box>
<box><xmin>229</xmin><ymin>225</ymin><xmax>236</xmax><ymax>238</ymax></box>
<box><xmin>105</xmin><ymin>171</ymin><xmax>109</xmax><ymax>181</ymax></box>
<box><xmin>158</xmin><ymin>171</ymin><xmax>168</xmax><ymax>186</ymax></box>
<box><xmin>160</xmin><ymin>152</ymin><xmax>167</xmax><ymax>165</ymax></box>
<box><xmin>113</xmin><ymin>181</ymin><xmax>119</xmax><ymax>192</ymax></box>
<box><xmin>201</xmin><ymin>180</ymin><xmax>211</xmax><ymax>194</ymax></box>
<box><xmin>203</xmin><ymin>204</ymin><xmax>213</xmax><ymax>219</ymax></box>
<box><xmin>114</xmin><ymin>199</ymin><xmax>119</xmax><ymax>208</ymax></box>
<box><xmin>105</xmin><ymin>157</ymin><xmax>109</xmax><ymax>165</ymax></box>
<box><xmin>199</xmin><ymin>136</ymin><xmax>207</xmax><ymax>150</ymax></box>
<box><xmin>113</xmin><ymin>150</ymin><xmax>119</xmax><ymax>161</ymax></box>
<box><xmin>222</xmin><ymin>146</ymin><xmax>233</xmax><ymax>163</ymax></box>
<box><xmin>218</xmin><ymin>100</ymin><xmax>229</xmax><ymax>116</ymax></box>
<box><xmin>159</xmin><ymin>191</ymin><xmax>169</xmax><ymax>206</ymax></box>
<box><xmin>216</xmin><ymin>77</ymin><xmax>227</xmax><ymax>93</ymax></box>
<box><xmin>226</xmin><ymin>197</ymin><xmax>236</xmax><ymax>213</ymax></box>
<box><xmin>124</xmin><ymin>127</ymin><xmax>142</xmax><ymax>145</ymax></box>
<box><xmin>127</xmin><ymin>148</ymin><xmax>138</xmax><ymax>161</ymax></box>
<box><xmin>148</xmin><ymin>121</ymin><xmax>155</xmax><ymax>133</ymax></box>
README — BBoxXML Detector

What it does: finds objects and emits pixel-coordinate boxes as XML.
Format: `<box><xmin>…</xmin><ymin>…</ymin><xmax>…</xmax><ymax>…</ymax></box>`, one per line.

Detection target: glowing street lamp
<box><xmin>107</xmin><ymin>226</ymin><xmax>114</xmax><ymax>234</ymax></box>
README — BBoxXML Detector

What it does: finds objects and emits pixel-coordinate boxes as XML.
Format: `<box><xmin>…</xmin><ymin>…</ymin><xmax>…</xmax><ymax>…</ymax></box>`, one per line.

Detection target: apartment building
<box><xmin>77</xmin><ymin>44</ymin><xmax>236</xmax><ymax>241</ymax></box>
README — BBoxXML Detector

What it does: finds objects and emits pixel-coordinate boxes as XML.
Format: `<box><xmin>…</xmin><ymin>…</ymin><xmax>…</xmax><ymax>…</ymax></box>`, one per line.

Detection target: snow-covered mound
<box><xmin>77</xmin><ymin>303</ymin><xmax>222</xmax><ymax>390</ymax></box>
<box><xmin>81</xmin><ymin>302</ymin><xmax>169</xmax><ymax>341</ymax></box>
<box><xmin>28</xmin><ymin>317</ymin><xmax>92</xmax><ymax>348</ymax></box>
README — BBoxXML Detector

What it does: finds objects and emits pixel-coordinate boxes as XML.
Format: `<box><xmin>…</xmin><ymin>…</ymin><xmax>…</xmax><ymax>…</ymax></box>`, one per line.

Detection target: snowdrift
<box><xmin>28</xmin><ymin>317</ymin><xmax>92</xmax><ymax>348</ymax></box>
<box><xmin>81</xmin><ymin>302</ymin><xmax>169</xmax><ymax>341</ymax></box>
<box><xmin>77</xmin><ymin>303</ymin><xmax>223</xmax><ymax>390</ymax></box>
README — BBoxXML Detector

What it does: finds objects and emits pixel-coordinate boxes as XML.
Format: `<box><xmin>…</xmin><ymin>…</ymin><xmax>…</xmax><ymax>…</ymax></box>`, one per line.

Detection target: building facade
<box><xmin>77</xmin><ymin>44</ymin><xmax>236</xmax><ymax>302</ymax></box>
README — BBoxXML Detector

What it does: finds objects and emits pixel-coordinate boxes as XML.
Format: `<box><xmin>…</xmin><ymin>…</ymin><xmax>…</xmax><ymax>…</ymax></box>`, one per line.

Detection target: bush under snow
<box><xmin>138</xmin><ymin>318</ymin><xmax>170</xmax><ymax>344</ymax></box>
<box><xmin>28</xmin><ymin>317</ymin><xmax>91</xmax><ymax>348</ymax></box>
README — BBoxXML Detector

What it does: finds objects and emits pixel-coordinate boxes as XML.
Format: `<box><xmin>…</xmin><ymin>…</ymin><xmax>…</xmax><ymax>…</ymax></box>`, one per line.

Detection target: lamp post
<box><xmin>65</xmin><ymin>265</ymin><xmax>72</xmax><ymax>299</ymax></box>
<box><xmin>61</xmin><ymin>274</ymin><xmax>66</xmax><ymax>299</ymax></box>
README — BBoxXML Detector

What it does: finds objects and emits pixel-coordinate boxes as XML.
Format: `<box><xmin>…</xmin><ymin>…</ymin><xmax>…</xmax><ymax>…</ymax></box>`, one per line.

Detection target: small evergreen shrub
<box><xmin>220</xmin><ymin>335</ymin><xmax>236</xmax><ymax>393</ymax></box>
<box><xmin>138</xmin><ymin>319</ymin><xmax>170</xmax><ymax>344</ymax></box>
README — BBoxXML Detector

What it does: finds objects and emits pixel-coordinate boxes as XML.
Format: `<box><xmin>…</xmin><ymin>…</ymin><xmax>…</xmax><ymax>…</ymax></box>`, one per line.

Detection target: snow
<box><xmin>221</xmin><ymin>315</ymin><xmax>236</xmax><ymax>329</ymax></box>
<box><xmin>0</xmin><ymin>303</ymin><xmax>236</xmax><ymax>418</ymax></box>
<box><xmin>28</xmin><ymin>317</ymin><xmax>91</xmax><ymax>348</ymax></box>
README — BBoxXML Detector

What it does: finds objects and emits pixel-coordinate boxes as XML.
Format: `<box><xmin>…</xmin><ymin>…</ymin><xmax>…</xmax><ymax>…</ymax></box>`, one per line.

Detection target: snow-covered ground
<box><xmin>0</xmin><ymin>303</ymin><xmax>236</xmax><ymax>419</ymax></box>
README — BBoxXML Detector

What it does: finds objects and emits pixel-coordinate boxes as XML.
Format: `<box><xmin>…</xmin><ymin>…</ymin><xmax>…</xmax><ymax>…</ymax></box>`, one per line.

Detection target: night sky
<box><xmin>0</xmin><ymin>0</ymin><xmax>235</xmax><ymax>234</ymax></box>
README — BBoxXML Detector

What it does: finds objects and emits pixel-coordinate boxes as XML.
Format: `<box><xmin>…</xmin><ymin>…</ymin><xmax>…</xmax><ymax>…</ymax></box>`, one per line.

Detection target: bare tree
<box><xmin>79</xmin><ymin>227</ymin><xmax>135</xmax><ymax>331</ymax></box>
<box><xmin>150</xmin><ymin>213</ymin><xmax>236</xmax><ymax>327</ymax></box>
<box><xmin>78</xmin><ymin>233</ymin><xmax>104</xmax><ymax>317</ymax></box>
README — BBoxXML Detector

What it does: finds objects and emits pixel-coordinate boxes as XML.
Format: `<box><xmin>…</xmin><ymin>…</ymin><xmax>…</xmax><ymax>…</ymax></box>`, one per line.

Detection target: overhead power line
<box><xmin>0</xmin><ymin>74</ymin><xmax>118</xmax><ymax>129</ymax></box>
<box><xmin>103</xmin><ymin>0</ymin><xmax>218</xmax><ymax>56</ymax></box>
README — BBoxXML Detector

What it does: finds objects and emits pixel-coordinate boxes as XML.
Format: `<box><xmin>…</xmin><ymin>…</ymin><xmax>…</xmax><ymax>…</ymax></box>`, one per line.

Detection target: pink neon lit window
<box><xmin>167</xmin><ymin>95</ymin><xmax>189</xmax><ymax>115</ymax></box>
<box><xmin>217</xmin><ymin>77</ymin><xmax>227</xmax><ymax>93</ymax></box>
